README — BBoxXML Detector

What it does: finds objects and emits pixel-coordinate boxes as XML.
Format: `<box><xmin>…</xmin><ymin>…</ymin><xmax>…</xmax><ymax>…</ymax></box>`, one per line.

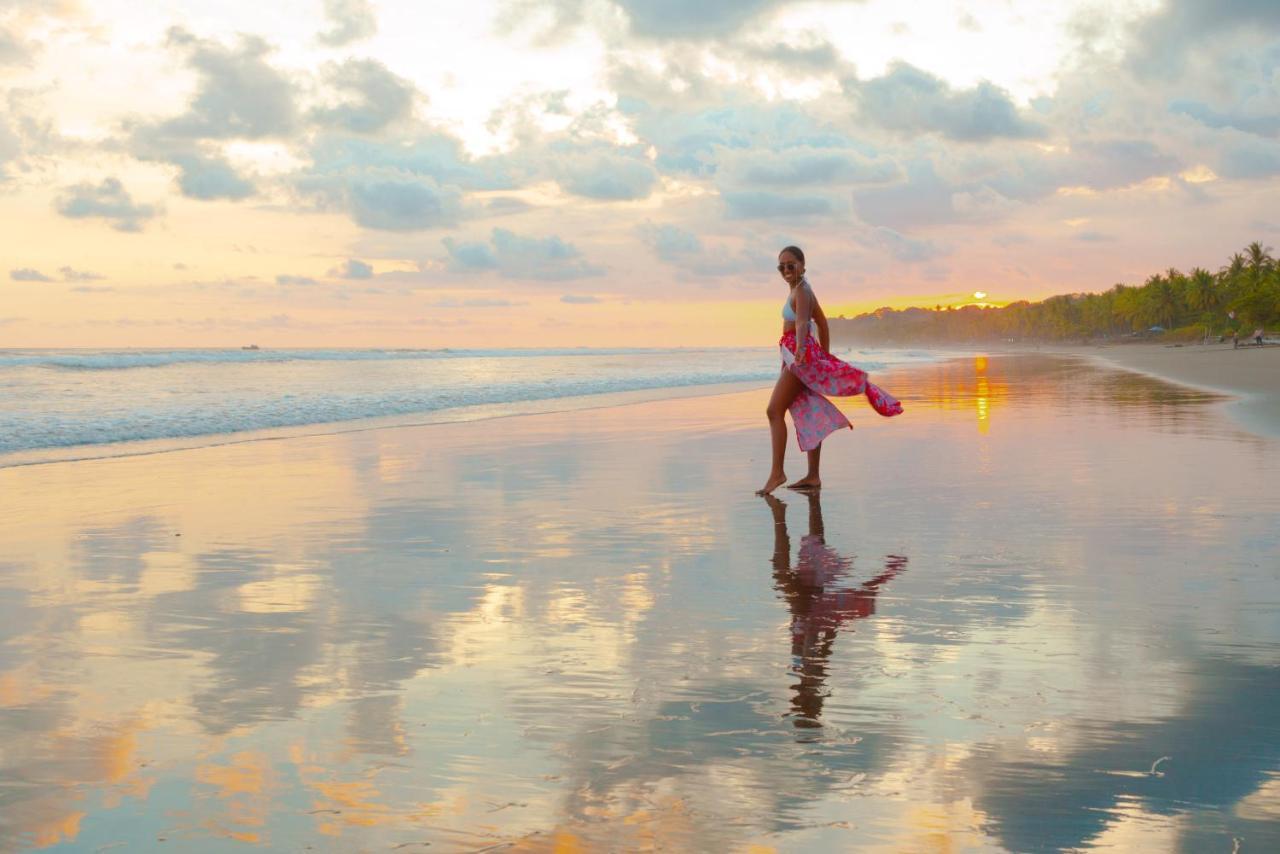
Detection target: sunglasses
<box><xmin>777</xmin><ymin>262</ymin><xmax>800</xmax><ymax>272</ymax></box>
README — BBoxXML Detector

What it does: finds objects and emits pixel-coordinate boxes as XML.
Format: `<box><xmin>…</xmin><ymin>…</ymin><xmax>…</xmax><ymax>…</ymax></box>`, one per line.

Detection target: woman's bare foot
<box><xmin>756</xmin><ymin>472</ymin><xmax>787</xmax><ymax>495</ymax></box>
<box><xmin>786</xmin><ymin>477</ymin><xmax>821</xmax><ymax>491</ymax></box>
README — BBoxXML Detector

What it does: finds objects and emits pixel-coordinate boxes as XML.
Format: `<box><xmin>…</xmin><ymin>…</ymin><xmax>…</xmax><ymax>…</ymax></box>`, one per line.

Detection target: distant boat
<box><xmin>241</xmin><ymin>344</ymin><xmax>260</xmax><ymax>350</ymax></box>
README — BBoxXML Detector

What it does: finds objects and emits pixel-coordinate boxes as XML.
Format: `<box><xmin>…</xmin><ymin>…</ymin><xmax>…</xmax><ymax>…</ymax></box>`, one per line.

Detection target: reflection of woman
<box><xmin>758</xmin><ymin>245</ymin><xmax>904</xmax><ymax>495</ymax></box>
<box><xmin>764</xmin><ymin>492</ymin><xmax>907</xmax><ymax>730</ymax></box>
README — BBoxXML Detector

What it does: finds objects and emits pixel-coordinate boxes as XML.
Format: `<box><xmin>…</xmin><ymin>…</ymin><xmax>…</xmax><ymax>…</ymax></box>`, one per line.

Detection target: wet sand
<box><xmin>2</xmin><ymin>353</ymin><xmax>1279</xmax><ymax>852</ymax></box>
<box><xmin>1063</xmin><ymin>342</ymin><xmax>1280</xmax><ymax>437</ymax></box>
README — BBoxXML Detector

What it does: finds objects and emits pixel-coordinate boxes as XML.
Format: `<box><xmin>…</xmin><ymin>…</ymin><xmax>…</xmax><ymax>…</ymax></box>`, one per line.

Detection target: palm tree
<box><xmin>1220</xmin><ymin>252</ymin><xmax>1246</xmax><ymax>286</ymax></box>
<box><xmin>1186</xmin><ymin>267</ymin><xmax>1217</xmax><ymax>313</ymax></box>
<box><xmin>1113</xmin><ymin>285</ymin><xmax>1143</xmax><ymax>331</ymax></box>
<box><xmin>1245</xmin><ymin>241</ymin><xmax>1274</xmax><ymax>279</ymax></box>
<box><xmin>1143</xmin><ymin>275</ymin><xmax>1179</xmax><ymax>329</ymax></box>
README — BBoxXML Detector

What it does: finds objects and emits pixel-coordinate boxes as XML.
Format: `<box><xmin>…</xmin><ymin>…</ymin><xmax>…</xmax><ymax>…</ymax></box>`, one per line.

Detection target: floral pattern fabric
<box><xmin>779</xmin><ymin>329</ymin><xmax>904</xmax><ymax>452</ymax></box>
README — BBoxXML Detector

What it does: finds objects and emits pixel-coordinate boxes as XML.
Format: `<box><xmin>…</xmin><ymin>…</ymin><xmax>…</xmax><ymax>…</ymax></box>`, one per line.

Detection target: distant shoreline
<box><xmin>1038</xmin><ymin>342</ymin><xmax>1279</xmax><ymax>437</ymax></box>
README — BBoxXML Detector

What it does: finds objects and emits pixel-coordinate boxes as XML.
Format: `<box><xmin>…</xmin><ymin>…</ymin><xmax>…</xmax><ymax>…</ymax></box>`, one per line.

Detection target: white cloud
<box><xmin>54</xmin><ymin>177</ymin><xmax>160</xmax><ymax>232</ymax></box>
<box><xmin>311</xmin><ymin>59</ymin><xmax>417</xmax><ymax>134</ymax></box>
<box><xmin>330</xmin><ymin>258</ymin><xmax>374</xmax><ymax>279</ymax></box>
<box><xmin>849</xmin><ymin>62</ymin><xmax>1046</xmax><ymax>142</ymax></box>
<box><xmin>155</xmin><ymin>28</ymin><xmax>299</xmax><ymax>140</ymax></box>
<box><xmin>318</xmin><ymin>0</ymin><xmax>378</xmax><ymax>47</ymax></box>
<box><xmin>442</xmin><ymin>228</ymin><xmax>604</xmax><ymax>280</ymax></box>
<box><xmin>59</xmin><ymin>266</ymin><xmax>104</xmax><ymax>281</ymax></box>
<box><xmin>553</xmin><ymin>145</ymin><xmax>658</xmax><ymax>200</ymax></box>
<box><xmin>862</xmin><ymin>226</ymin><xmax>949</xmax><ymax>262</ymax></box>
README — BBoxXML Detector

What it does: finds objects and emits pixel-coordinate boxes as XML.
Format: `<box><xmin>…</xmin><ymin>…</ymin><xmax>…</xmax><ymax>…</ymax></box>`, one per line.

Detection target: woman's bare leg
<box><xmin>758</xmin><ymin>368</ymin><xmax>806</xmax><ymax>494</ymax></box>
<box><xmin>787</xmin><ymin>442</ymin><xmax>821</xmax><ymax>490</ymax></box>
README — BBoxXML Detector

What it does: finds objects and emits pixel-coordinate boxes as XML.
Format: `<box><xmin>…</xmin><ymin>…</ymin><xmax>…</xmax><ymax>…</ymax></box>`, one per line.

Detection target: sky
<box><xmin>2</xmin><ymin>0</ymin><xmax>1279</xmax><ymax>347</ymax></box>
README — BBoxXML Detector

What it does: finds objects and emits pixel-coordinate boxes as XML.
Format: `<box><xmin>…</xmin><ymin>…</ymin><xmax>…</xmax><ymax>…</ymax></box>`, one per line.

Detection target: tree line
<box><xmin>830</xmin><ymin>242</ymin><xmax>1279</xmax><ymax>344</ymax></box>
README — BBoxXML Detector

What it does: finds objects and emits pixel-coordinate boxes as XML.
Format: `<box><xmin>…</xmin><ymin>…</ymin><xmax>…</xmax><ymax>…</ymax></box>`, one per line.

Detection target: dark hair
<box><xmin>779</xmin><ymin>245</ymin><xmax>805</xmax><ymax>264</ymax></box>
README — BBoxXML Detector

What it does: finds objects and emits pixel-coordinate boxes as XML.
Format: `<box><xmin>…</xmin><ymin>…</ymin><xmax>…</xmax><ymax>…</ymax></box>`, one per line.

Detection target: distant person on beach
<box><xmin>758</xmin><ymin>246</ymin><xmax>904</xmax><ymax>495</ymax></box>
<box><xmin>1254</xmin><ymin>328</ymin><xmax>1265</xmax><ymax>346</ymax></box>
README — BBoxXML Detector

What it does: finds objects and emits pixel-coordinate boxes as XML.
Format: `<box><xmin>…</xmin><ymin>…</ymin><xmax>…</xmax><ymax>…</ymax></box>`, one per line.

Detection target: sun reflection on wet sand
<box><xmin>0</xmin><ymin>355</ymin><xmax>1278</xmax><ymax>850</ymax></box>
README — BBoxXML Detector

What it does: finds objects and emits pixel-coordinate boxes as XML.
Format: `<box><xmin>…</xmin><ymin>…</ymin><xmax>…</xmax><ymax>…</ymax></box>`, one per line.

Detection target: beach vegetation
<box><xmin>833</xmin><ymin>242</ymin><xmax>1280</xmax><ymax>343</ymax></box>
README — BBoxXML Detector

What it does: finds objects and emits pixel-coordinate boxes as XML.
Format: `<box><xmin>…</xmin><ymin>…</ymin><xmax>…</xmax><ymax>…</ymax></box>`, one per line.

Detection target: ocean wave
<box><xmin>2</xmin><ymin>347</ymin><xmax>939</xmax><ymax>460</ymax></box>
<box><xmin>0</xmin><ymin>347</ymin><xmax>672</xmax><ymax>371</ymax></box>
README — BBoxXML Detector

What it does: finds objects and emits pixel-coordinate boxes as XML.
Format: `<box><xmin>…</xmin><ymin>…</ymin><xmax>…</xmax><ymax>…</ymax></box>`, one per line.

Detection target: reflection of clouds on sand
<box><xmin>960</xmin><ymin>656</ymin><xmax>1280</xmax><ymax>852</ymax></box>
<box><xmin>0</xmin><ymin>359</ymin><xmax>1277</xmax><ymax>849</ymax></box>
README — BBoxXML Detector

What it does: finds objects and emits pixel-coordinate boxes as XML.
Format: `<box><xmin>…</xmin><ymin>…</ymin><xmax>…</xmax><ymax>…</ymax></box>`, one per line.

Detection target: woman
<box><xmin>758</xmin><ymin>246</ymin><xmax>903</xmax><ymax>495</ymax></box>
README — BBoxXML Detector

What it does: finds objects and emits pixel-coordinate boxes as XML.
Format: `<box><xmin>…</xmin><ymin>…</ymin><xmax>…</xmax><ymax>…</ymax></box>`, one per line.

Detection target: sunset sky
<box><xmin>2</xmin><ymin>0</ymin><xmax>1279</xmax><ymax>347</ymax></box>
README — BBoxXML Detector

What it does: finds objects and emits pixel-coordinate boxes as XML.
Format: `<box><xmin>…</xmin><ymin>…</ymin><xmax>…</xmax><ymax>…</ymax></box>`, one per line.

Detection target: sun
<box><xmin>973</xmin><ymin>291</ymin><xmax>987</xmax><ymax>300</ymax></box>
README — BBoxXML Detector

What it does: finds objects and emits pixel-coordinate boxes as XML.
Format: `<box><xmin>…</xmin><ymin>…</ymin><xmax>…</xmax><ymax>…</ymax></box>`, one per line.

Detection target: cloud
<box><xmin>635</xmin><ymin>222</ymin><xmax>755</xmax><ymax>276</ymax></box>
<box><xmin>442</xmin><ymin>228</ymin><xmax>604</xmax><ymax>280</ymax></box>
<box><xmin>156</xmin><ymin>28</ymin><xmax>299</xmax><ymax>140</ymax></box>
<box><xmin>349</xmin><ymin>172</ymin><xmax>459</xmax><ymax>230</ymax></box>
<box><xmin>10</xmin><ymin>267</ymin><xmax>52</xmax><ymax>281</ymax></box>
<box><xmin>330</xmin><ymin>258</ymin><xmax>373</xmax><ymax>279</ymax></box>
<box><xmin>121</xmin><ymin>28</ymin><xmax>298</xmax><ymax>199</ymax></box>
<box><xmin>553</xmin><ymin>146</ymin><xmax>659</xmax><ymax>200</ymax></box>
<box><xmin>851</xmin><ymin>136</ymin><xmax>1182</xmax><ymax>232</ymax></box>
<box><xmin>1128</xmin><ymin>0</ymin><xmax>1280</xmax><ymax>75</ymax></box>
<box><xmin>851</xmin><ymin>62</ymin><xmax>1045</xmax><ymax>141</ymax></box>
<box><xmin>721</xmin><ymin>146</ymin><xmax>899</xmax><ymax>187</ymax></box>
<box><xmin>560</xmin><ymin>294</ymin><xmax>601</xmax><ymax>303</ymax></box>
<box><xmin>128</xmin><ymin>124</ymin><xmax>258</xmax><ymax>201</ymax></box>
<box><xmin>173</xmin><ymin>149</ymin><xmax>257</xmax><ymax>200</ymax></box>
<box><xmin>318</xmin><ymin>0</ymin><xmax>377</xmax><ymax>47</ymax></box>
<box><xmin>276</xmin><ymin>274</ymin><xmax>318</xmax><ymax>285</ymax></box>
<box><xmin>739</xmin><ymin>39</ymin><xmax>844</xmax><ymax>73</ymax></box>
<box><xmin>293</xmin><ymin>132</ymin><xmax>514</xmax><ymax>230</ymax></box>
<box><xmin>0</xmin><ymin>112</ymin><xmax>19</xmax><ymax>178</ymax></box>
<box><xmin>863</xmin><ymin>227</ymin><xmax>949</xmax><ymax>262</ymax></box>
<box><xmin>59</xmin><ymin>266</ymin><xmax>104</xmax><ymax>281</ymax></box>
<box><xmin>1216</xmin><ymin>136</ymin><xmax>1280</xmax><ymax>178</ymax></box>
<box><xmin>1073</xmin><ymin>230</ymin><xmax>1114</xmax><ymax>243</ymax></box>
<box><xmin>440</xmin><ymin>238</ymin><xmax>497</xmax><ymax>270</ymax></box>
<box><xmin>1170</xmin><ymin>99</ymin><xmax>1280</xmax><ymax>137</ymax></box>
<box><xmin>638</xmin><ymin>222</ymin><xmax>701</xmax><ymax>262</ymax></box>
<box><xmin>722</xmin><ymin>190</ymin><xmax>837</xmax><ymax>219</ymax></box>
<box><xmin>54</xmin><ymin>177</ymin><xmax>159</xmax><ymax>231</ymax></box>
<box><xmin>1064</xmin><ymin>139</ymin><xmax>1181</xmax><ymax>189</ymax></box>
<box><xmin>486</xmin><ymin>196</ymin><xmax>534</xmax><ymax>214</ymax></box>
<box><xmin>427</xmin><ymin>296</ymin><xmax>525</xmax><ymax>307</ymax></box>
<box><xmin>502</xmin><ymin>0</ymin><xmax>791</xmax><ymax>41</ymax></box>
<box><xmin>311</xmin><ymin>59</ymin><xmax>416</xmax><ymax>134</ymax></box>
<box><xmin>0</xmin><ymin>26</ymin><xmax>30</xmax><ymax>65</ymax></box>
<box><xmin>851</xmin><ymin>160</ymin><xmax>958</xmax><ymax>229</ymax></box>
<box><xmin>617</xmin><ymin>0</ymin><xmax>789</xmax><ymax>39</ymax></box>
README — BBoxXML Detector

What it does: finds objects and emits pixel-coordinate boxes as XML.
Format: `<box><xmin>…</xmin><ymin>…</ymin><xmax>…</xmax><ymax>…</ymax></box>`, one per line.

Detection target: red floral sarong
<box><xmin>780</xmin><ymin>329</ymin><xmax>903</xmax><ymax>452</ymax></box>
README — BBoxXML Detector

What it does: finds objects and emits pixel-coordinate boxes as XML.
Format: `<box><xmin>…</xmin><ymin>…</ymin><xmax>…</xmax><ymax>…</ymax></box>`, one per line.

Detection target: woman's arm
<box><xmin>794</xmin><ymin>284</ymin><xmax>813</xmax><ymax>360</ymax></box>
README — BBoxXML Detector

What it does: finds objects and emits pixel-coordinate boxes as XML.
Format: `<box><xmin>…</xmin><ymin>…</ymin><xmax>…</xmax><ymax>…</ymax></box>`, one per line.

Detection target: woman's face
<box><xmin>778</xmin><ymin>251</ymin><xmax>804</xmax><ymax>287</ymax></box>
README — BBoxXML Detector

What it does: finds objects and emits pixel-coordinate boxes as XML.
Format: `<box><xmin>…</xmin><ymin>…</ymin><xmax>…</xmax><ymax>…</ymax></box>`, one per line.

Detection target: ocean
<box><xmin>1</xmin><ymin>346</ymin><xmax>944</xmax><ymax>465</ymax></box>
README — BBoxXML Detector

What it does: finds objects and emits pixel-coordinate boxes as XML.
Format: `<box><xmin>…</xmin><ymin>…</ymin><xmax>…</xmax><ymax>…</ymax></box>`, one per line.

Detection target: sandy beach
<box><xmin>2</xmin><ymin>352</ymin><xmax>1279</xmax><ymax>851</ymax></box>
<box><xmin>1073</xmin><ymin>342</ymin><xmax>1280</xmax><ymax>437</ymax></box>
